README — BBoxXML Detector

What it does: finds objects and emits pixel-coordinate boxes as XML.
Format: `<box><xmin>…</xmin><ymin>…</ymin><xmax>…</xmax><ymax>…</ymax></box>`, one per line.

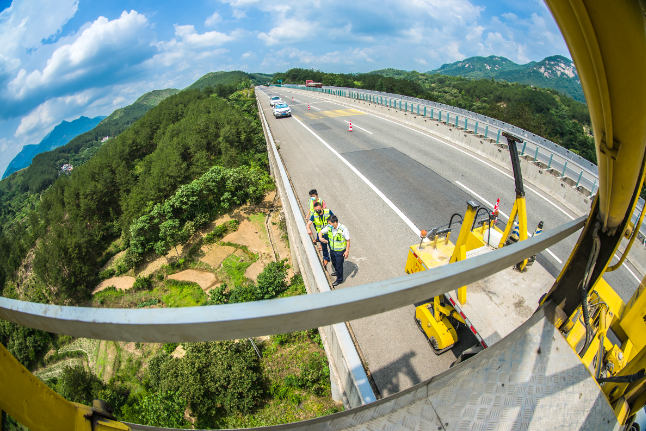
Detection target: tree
<box><xmin>57</xmin><ymin>365</ymin><xmax>105</xmax><ymax>406</ymax></box>
<box><xmin>122</xmin><ymin>391</ymin><xmax>190</xmax><ymax>428</ymax></box>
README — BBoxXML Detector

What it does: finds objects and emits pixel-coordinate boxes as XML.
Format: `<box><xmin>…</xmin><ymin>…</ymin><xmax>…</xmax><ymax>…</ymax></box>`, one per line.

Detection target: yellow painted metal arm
<box><xmin>0</xmin><ymin>343</ymin><xmax>130</xmax><ymax>431</ymax></box>
<box><xmin>544</xmin><ymin>0</ymin><xmax>646</xmax><ymax>234</ymax></box>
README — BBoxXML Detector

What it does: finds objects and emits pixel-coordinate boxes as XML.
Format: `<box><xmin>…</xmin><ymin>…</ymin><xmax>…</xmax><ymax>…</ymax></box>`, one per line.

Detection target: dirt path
<box><xmin>168</xmin><ymin>269</ymin><xmax>218</xmax><ymax>291</ymax></box>
<box><xmin>92</xmin><ymin>276</ymin><xmax>135</xmax><ymax>294</ymax></box>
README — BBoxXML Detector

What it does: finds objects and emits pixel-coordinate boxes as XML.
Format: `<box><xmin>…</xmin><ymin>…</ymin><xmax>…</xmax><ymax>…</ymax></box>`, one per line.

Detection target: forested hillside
<box><xmin>0</xmin><ymin>89</ymin><xmax>178</xmax><ymax>235</ymax></box>
<box><xmin>2</xmin><ymin>116</ymin><xmax>105</xmax><ymax>179</ymax></box>
<box><xmin>272</xmin><ymin>68</ymin><xmax>595</xmax><ymax>164</ymax></box>
<box><xmin>185</xmin><ymin>70</ymin><xmax>272</xmax><ymax>94</ymax></box>
<box><xmin>0</xmin><ymin>84</ymin><xmax>269</xmax><ymax>304</ymax></box>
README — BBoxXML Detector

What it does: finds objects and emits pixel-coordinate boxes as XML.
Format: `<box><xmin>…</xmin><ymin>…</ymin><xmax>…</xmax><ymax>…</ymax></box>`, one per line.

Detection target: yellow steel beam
<box><xmin>0</xmin><ymin>343</ymin><xmax>130</xmax><ymax>431</ymax></box>
<box><xmin>544</xmin><ymin>0</ymin><xmax>646</xmax><ymax>234</ymax></box>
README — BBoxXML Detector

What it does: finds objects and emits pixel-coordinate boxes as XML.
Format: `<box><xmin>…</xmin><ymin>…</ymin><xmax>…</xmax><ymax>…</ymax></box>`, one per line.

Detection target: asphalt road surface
<box><xmin>258</xmin><ymin>87</ymin><xmax>641</xmax><ymax>398</ymax></box>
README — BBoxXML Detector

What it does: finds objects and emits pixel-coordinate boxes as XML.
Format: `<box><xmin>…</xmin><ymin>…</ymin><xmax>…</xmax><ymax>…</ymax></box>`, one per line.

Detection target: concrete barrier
<box><xmin>257</xmin><ymin>95</ymin><xmax>376</xmax><ymax>409</ymax></box>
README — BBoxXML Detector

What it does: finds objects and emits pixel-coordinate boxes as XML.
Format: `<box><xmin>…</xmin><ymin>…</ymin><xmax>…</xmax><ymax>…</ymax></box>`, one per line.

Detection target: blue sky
<box><xmin>0</xmin><ymin>0</ymin><xmax>570</xmax><ymax>176</ymax></box>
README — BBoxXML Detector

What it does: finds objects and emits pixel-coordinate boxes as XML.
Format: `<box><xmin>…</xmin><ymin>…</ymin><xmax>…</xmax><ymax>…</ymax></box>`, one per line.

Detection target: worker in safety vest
<box><xmin>306</xmin><ymin>202</ymin><xmax>333</xmax><ymax>267</ymax></box>
<box><xmin>307</xmin><ymin>189</ymin><xmax>326</xmax><ymax>219</ymax></box>
<box><xmin>318</xmin><ymin>215</ymin><xmax>350</xmax><ymax>286</ymax></box>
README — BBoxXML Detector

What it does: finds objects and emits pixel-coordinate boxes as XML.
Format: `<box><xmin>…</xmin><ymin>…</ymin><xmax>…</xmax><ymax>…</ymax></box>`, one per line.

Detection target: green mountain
<box><xmin>185</xmin><ymin>71</ymin><xmax>273</xmax><ymax>92</ymax></box>
<box><xmin>421</xmin><ymin>55</ymin><xmax>584</xmax><ymax>102</ymax></box>
<box><xmin>0</xmin><ymin>88</ymin><xmax>178</xmax><ymax>233</ymax></box>
<box><xmin>3</xmin><ymin>116</ymin><xmax>106</xmax><ymax>179</ymax></box>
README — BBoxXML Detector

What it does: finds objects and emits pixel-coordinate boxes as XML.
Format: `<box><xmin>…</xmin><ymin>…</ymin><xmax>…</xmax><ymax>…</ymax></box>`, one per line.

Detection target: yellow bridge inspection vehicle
<box><xmin>406</xmin><ymin>132</ymin><xmax>551</xmax><ymax>354</ymax></box>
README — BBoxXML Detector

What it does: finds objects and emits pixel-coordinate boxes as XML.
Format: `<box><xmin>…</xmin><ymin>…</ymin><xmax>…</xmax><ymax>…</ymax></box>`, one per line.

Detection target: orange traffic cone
<box><xmin>492</xmin><ymin>198</ymin><xmax>500</xmax><ymax>221</ymax></box>
<box><xmin>349</xmin><ymin>121</ymin><xmax>353</xmax><ymax>132</ymax></box>
<box><xmin>308</xmin><ymin>104</ymin><xmax>310</xmax><ymax>110</ymax></box>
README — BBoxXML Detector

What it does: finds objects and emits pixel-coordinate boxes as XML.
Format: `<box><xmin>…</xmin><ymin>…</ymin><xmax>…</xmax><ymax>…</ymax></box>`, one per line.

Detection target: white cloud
<box><xmin>15</xmin><ymin>89</ymin><xmax>95</xmax><ymax>137</ymax></box>
<box><xmin>502</xmin><ymin>12</ymin><xmax>518</xmax><ymax>21</ymax></box>
<box><xmin>205</xmin><ymin>11</ymin><xmax>222</xmax><ymax>27</ymax></box>
<box><xmin>261</xmin><ymin>46</ymin><xmax>375</xmax><ymax>68</ymax></box>
<box><xmin>415</xmin><ymin>58</ymin><xmax>427</xmax><ymax>65</ymax></box>
<box><xmin>258</xmin><ymin>18</ymin><xmax>318</xmax><ymax>46</ymax></box>
<box><xmin>7</xmin><ymin>10</ymin><xmax>154</xmax><ymax>101</ymax></box>
<box><xmin>0</xmin><ymin>0</ymin><xmax>78</xmax><ymax>84</ymax></box>
<box><xmin>174</xmin><ymin>24</ymin><xmax>237</xmax><ymax>47</ymax></box>
<box><xmin>0</xmin><ymin>137</ymin><xmax>8</xmax><ymax>153</ymax></box>
<box><xmin>232</xmin><ymin>9</ymin><xmax>247</xmax><ymax>19</ymax></box>
<box><xmin>241</xmin><ymin>51</ymin><xmax>255</xmax><ymax>60</ymax></box>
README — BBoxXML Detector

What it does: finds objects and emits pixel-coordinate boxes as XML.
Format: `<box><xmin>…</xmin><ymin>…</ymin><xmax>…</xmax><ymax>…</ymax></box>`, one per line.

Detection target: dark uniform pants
<box><xmin>330</xmin><ymin>249</ymin><xmax>345</xmax><ymax>282</ymax></box>
<box><xmin>316</xmin><ymin>233</ymin><xmax>330</xmax><ymax>262</ymax></box>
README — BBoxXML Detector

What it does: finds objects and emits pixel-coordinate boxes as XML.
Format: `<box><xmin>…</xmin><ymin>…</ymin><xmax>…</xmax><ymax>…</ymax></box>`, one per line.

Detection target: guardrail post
<box><xmin>439</xmin><ymin>110</ymin><xmax>442</xmax><ymax>122</ymax></box>
<box><xmin>417</xmin><ymin>104</ymin><xmax>420</xmax><ymax>115</ymax></box>
<box><xmin>548</xmin><ymin>153</ymin><xmax>553</xmax><ymax>169</ymax></box>
<box><xmin>465</xmin><ymin>117</ymin><xmax>468</xmax><ymax>130</ymax></box>
<box><xmin>591</xmin><ymin>178</ymin><xmax>597</xmax><ymax>194</ymax></box>
<box><xmin>534</xmin><ymin>147</ymin><xmax>539</xmax><ymax>162</ymax></box>
<box><xmin>496</xmin><ymin>129</ymin><xmax>501</xmax><ymax>143</ymax></box>
<box><xmin>562</xmin><ymin>161</ymin><xmax>568</xmax><ymax>177</ymax></box>
<box><xmin>475</xmin><ymin>121</ymin><xmax>478</xmax><ymax>134</ymax></box>
<box><xmin>455</xmin><ymin>114</ymin><xmax>459</xmax><ymax>127</ymax></box>
<box><xmin>399</xmin><ymin>100</ymin><xmax>402</xmax><ymax>110</ymax></box>
<box><xmin>576</xmin><ymin>170</ymin><xmax>584</xmax><ymax>188</ymax></box>
<box><xmin>485</xmin><ymin>125</ymin><xmax>488</xmax><ymax>138</ymax></box>
<box><xmin>521</xmin><ymin>142</ymin><xmax>527</xmax><ymax>155</ymax></box>
<box><xmin>424</xmin><ymin>106</ymin><xmax>427</xmax><ymax>116</ymax></box>
<box><xmin>405</xmin><ymin>101</ymin><xmax>408</xmax><ymax>111</ymax></box>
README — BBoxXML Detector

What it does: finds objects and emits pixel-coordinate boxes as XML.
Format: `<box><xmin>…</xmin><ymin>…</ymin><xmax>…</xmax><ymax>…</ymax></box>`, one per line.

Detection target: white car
<box><xmin>273</xmin><ymin>103</ymin><xmax>291</xmax><ymax>118</ymax></box>
<box><xmin>269</xmin><ymin>96</ymin><xmax>282</xmax><ymax>106</ymax></box>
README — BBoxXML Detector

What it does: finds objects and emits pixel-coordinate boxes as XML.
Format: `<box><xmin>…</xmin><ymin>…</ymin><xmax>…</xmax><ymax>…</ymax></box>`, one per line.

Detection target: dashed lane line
<box><xmin>343</xmin><ymin>120</ymin><xmax>373</xmax><ymax>134</ymax></box>
<box><xmin>292</xmin><ymin>115</ymin><xmax>421</xmax><ymax>236</ymax></box>
<box><xmin>286</xmin><ymin>90</ymin><xmax>577</xmax><ymax>221</ymax></box>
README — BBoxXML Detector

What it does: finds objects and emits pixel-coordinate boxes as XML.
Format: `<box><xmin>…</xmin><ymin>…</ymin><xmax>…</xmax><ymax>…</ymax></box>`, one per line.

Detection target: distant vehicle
<box><xmin>305</xmin><ymin>80</ymin><xmax>323</xmax><ymax>88</ymax></box>
<box><xmin>273</xmin><ymin>103</ymin><xmax>291</xmax><ymax>118</ymax></box>
<box><xmin>269</xmin><ymin>96</ymin><xmax>282</xmax><ymax>106</ymax></box>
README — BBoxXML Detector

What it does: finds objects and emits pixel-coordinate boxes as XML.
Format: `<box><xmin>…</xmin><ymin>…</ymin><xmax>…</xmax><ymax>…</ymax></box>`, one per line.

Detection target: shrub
<box><xmin>256</xmin><ymin>260</ymin><xmax>288</xmax><ymax>299</ymax></box>
<box><xmin>122</xmin><ymin>391</ymin><xmax>189</xmax><ymax>428</ymax></box>
<box><xmin>56</xmin><ymin>365</ymin><xmax>105</xmax><ymax>406</ymax></box>
<box><xmin>132</xmin><ymin>275</ymin><xmax>153</xmax><ymax>291</ymax></box>
<box><xmin>151</xmin><ymin>341</ymin><xmax>263</xmax><ymax>427</ymax></box>
<box><xmin>98</xmin><ymin>382</ymin><xmax>130</xmax><ymax>419</ymax></box>
<box><xmin>204</xmin><ymin>220</ymin><xmax>240</xmax><ymax>244</ymax></box>
<box><xmin>99</xmin><ymin>268</ymin><xmax>116</xmax><ymax>280</ymax></box>
<box><xmin>283</xmin><ymin>352</ymin><xmax>329</xmax><ymax>395</ymax></box>
<box><xmin>163</xmin><ymin>343</ymin><xmax>179</xmax><ymax>354</ymax></box>
<box><xmin>205</xmin><ymin>284</ymin><xmax>229</xmax><ymax>305</ymax></box>
<box><xmin>228</xmin><ymin>284</ymin><xmax>258</xmax><ymax>304</ymax></box>
<box><xmin>136</xmin><ymin>298</ymin><xmax>160</xmax><ymax>308</ymax></box>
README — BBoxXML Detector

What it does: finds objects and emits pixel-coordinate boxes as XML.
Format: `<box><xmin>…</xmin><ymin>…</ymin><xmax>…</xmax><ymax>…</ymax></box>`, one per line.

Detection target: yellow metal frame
<box><xmin>0</xmin><ymin>343</ymin><xmax>130</xmax><ymax>431</ymax></box>
<box><xmin>498</xmin><ymin>196</ymin><xmax>529</xmax><ymax>270</ymax></box>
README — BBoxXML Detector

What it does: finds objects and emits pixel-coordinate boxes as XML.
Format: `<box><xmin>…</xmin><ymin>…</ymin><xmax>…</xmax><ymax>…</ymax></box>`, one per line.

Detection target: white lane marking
<box><xmin>612</xmin><ymin>253</ymin><xmax>642</xmax><ymax>283</ymax></box>
<box><xmin>456</xmin><ymin>181</ymin><xmax>563</xmax><ymax>264</ymax></box>
<box><xmin>343</xmin><ymin>120</ymin><xmax>373</xmax><ymax>134</ymax></box>
<box><xmin>292</xmin><ymin>116</ymin><xmax>421</xmax><ymax>236</ymax></box>
<box><xmin>295</xmin><ymin>91</ymin><xmax>576</xmax><ymax>221</ymax></box>
<box><xmin>455</xmin><ymin>181</ymin><xmax>508</xmax><ymax>219</ymax></box>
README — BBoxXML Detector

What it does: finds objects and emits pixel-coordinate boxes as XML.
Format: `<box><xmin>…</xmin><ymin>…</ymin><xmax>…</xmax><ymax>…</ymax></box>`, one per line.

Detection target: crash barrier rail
<box><xmin>278</xmin><ymin>84</ymin><xmax>646</xmax><ymax>246</ymax></box>
<box><xmin>0</xmin><ymin>90</ymin><xmax>587</xmax><ymax>430</ymax></box>
<box><xmin>0</xmin><ymin>215</ymin><xmax>587</xmax><ymax>430</ymax></box>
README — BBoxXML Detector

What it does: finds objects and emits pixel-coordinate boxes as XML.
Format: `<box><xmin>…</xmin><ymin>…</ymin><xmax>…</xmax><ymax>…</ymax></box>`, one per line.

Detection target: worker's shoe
<box><xmin>330</xmin><ymin>272</ymin><xmax>337</xmax><ymax>276</ymax></box>
<box><xmin>323</xmin><ymin>260</ymin><xmax>329</xmax><ymax>268</ymax></box>
<box><xmin>332</xmin><ymin>279</ymin><xmax>343</xmax><ymax>287</ymax></box>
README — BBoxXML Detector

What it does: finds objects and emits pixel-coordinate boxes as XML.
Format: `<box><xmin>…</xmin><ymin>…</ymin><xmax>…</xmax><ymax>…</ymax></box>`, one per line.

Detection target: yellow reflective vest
<box><xmin>312</xmin><ymin>209</ymin><xmax>331</xmax><ymax>232</ymax></box>
<box><xmin>329</xmin><ymin>224</ymin><xmax>347</xmax><ymax>251</ymax></box>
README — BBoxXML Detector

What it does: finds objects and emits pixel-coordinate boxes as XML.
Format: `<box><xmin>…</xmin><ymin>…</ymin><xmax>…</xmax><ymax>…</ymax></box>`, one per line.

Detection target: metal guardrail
<box><xmin>0</xmin><ymin>216</ymin><xmax>585</xmax><ymax>341</ymax></box>
<box><xmin>278</xmin><ymin>84</ymin><xmax>646</xmax><ymax>243</ymax></box>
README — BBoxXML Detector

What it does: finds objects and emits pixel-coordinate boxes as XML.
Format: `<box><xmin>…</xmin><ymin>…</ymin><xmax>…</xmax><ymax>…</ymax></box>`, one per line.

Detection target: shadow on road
<box><xmin>343</xmin><ymin>261</ymin><xmax>359</xmax><ymax>280</ymax></box>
